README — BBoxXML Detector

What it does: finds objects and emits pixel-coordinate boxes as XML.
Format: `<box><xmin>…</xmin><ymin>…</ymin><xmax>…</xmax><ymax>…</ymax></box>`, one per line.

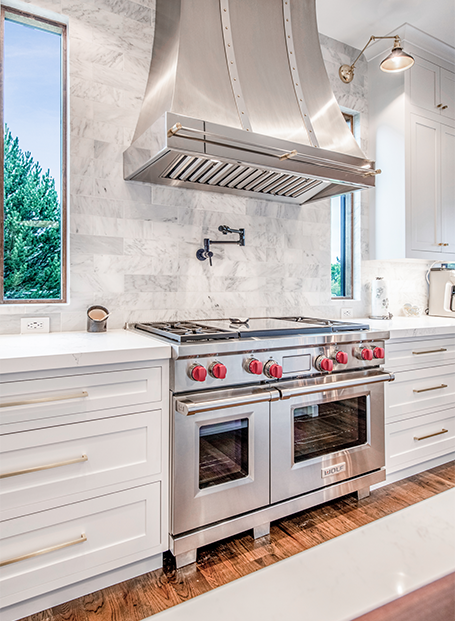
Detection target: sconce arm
<box><xmin>349</xmin><ymin>35</ymin><xmax>400</xmax><ymax>73</ymax></box>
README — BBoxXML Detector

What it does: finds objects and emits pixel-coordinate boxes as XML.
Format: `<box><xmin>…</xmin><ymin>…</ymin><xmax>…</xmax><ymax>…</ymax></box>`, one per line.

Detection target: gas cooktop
<box><xmin>134</xmin><ymin>316</ymin><xmax>370</xmax><ymax>343</ymax></box>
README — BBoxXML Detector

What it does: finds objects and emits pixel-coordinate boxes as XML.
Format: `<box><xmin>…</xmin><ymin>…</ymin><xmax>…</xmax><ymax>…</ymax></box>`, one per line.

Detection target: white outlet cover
<box><xmin>341</xmin><ymin>308</ymin><xmax>353</xmax><ymax>318</ymax></box>
<box><xmin>20</xmin><ymin>317</ymin><xmax>50</xmax><ymax>334</ymax></box>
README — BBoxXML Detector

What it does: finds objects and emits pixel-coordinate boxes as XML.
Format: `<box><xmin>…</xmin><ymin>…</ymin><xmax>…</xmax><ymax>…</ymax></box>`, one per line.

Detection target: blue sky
<box><xmin>4</xmin><ymin>18</ymin><xmax>62</xmax><ymax>198</ymax></box>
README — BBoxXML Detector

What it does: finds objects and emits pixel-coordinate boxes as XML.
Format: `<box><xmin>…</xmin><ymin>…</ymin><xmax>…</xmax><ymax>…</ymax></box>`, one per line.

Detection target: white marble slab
<box><xmin>360</xmin><ymin>316</ymin><xmax>455</xmax><ymax>340</ymax></box>
<box><xmin>150</xmin><ymin>489</ymin><xmax>455</xmax><ymax>621</ymax></box>
<box><xmin>0</xmin><ymin>329</ymin><xmax>171</xmax><ymax>375</ymax></box>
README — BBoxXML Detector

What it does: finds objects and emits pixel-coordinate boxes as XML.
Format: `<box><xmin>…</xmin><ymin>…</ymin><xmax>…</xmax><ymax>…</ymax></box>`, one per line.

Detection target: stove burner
<box><xmin>278</xmin><ymin>316</ymin><xmax>369</xmax><ymax>332</ymax></box>
<box><xmin>134</xmin><ymin>321</ymin><xmax>238</xmax><ymax>342</ymax></box>
<box><xmin>134</xmin><ymin>315</ymin><xmax>370</xmax><ymax>343</ymax></box>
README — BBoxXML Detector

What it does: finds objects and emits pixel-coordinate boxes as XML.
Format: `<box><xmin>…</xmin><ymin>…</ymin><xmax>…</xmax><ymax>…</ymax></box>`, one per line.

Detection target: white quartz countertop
<box><xmin>359</xmin><ymin>316</ymin><xmax>455</xmax><ymax>339</ymax></box>
<box><xmin>150</xmin><ymin>488</ymin><xmax>455</xmax><ymax>621</ymax></box>
<box><xmin>0</xmin><ymin>329</ymin><xmax>171</xmax><ymax>375</ymax></box>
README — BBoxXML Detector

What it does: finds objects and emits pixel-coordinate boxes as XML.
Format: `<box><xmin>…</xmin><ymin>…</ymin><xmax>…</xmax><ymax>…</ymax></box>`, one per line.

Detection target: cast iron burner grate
<box><xmin>278</xmin><ymin>316</ymin><xmax>370</xmax><ymax>332</ymax></box>
<box><xmin>134</xmin><ymin>321</ymin><xmax>238</xmax><ymax>342</ymax></box>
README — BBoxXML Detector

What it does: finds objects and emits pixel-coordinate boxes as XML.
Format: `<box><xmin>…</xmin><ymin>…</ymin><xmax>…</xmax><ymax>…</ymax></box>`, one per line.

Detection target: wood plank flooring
<box><xmin>20</xmin><ymin>461</ymin><xmax>455</xmax><ymax>621</ymax></box>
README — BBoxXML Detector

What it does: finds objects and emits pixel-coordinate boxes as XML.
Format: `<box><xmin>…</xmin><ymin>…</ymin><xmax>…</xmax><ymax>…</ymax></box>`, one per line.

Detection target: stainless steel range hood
<box><xmin>124</xmin><ymin>0</ymin><xmax>377</xmax><ymax>204</ymax></box>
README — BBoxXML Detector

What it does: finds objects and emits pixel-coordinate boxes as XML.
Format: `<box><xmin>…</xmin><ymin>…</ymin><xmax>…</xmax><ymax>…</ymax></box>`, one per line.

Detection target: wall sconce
<box><xmin>339</xmin><ymin>35</ymin><xmax>414</xmax><ymax>84</ymax></box>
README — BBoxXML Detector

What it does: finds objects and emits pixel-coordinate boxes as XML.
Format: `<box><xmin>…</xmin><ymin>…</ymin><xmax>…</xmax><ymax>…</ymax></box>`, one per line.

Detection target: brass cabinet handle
<box><xmin>0</xmin><ymin>455</ymin><xmax>88</xmax><ymax>479</ymax></box>
<box><xmin>414</xmin><ymin>429</ymin><xmax>448</xmax><ymax>441</ymax></box>
<box><xmin>438</xmin><ymin>242</ymin><xmax>449</xmax><ymax>246</ymax></box>
<box><xmin>412</xmin><ymin>348</ymin><xmax>447</xmax><ymax>355</ymax></box>
<box><xmin>413</xmin><ymin>384</ymin><xmax>448</xmax><ymax>393</ymax></box>
<box><xmin>436</xmin><ymin>103</ymin><xmax>443</xmax><ymax>108</ymax></box>
<box><xmin>0</xmin><ymin>534</ymin><xmax>87</xmax><ymax>568</ymax></box>
<box><xmin>441</xmin><ymin>105</ymin><xmax>448</xmax><ymax>110</ymax></box>
<box><xmin>0</xmin><ymin>391</ymin><xmax>89</xmax><ymax>408</ymax></box>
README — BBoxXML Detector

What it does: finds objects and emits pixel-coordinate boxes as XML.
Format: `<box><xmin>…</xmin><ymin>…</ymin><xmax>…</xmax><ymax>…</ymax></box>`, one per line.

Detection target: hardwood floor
<box><xmin>21</xmin><ymin>461</ymin><xmax>455</xmax><ymax>621</ymax></box>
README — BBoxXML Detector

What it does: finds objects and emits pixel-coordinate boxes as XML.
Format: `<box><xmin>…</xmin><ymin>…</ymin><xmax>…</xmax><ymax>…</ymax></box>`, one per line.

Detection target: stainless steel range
<box><xmin>132</xmin><ymin>317</ymin><xmax>394</xmax><ymax>568</ymax></box>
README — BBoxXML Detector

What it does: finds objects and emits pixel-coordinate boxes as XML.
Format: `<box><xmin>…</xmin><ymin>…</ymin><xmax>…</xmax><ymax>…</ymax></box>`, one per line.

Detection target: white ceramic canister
<box><xmin>370</xmin><ymin>277</ymin><xmax>390</xmax><ymax>319</ymax></box>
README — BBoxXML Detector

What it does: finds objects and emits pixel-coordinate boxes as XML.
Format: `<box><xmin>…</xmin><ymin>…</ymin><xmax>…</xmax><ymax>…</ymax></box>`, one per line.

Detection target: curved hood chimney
<box><xmin>124</xmin><ymin>0</ymin><xmax>377</xmax><ymax>204</ymax></box>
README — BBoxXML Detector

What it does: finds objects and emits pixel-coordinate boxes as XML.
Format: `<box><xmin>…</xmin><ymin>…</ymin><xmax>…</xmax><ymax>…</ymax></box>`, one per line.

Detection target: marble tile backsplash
<box><xmin>0</xmin><ymin>0</ymin><xmax>429</xmax><ymax>334</ymax></box>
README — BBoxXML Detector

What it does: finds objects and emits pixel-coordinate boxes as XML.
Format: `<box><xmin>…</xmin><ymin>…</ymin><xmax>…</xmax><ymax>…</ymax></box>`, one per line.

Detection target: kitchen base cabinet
<box><xmin>386</xmin><ymin>406</ymin><xmax>455</xmax><ymax>473</ymax></box>
<box><xmin>380</xmin><ymin>333</ymin><xmax>455</xmax><ymax>485</ymax></box>
<box><xmin>0</xmin><ymin>483</ymin><xmax>161</xmax><ymax>610</ymax></box>
<box><xmin>0</xmin><ymin>358</ymin><xmax>169</xmax><ymax>621</ymax></box>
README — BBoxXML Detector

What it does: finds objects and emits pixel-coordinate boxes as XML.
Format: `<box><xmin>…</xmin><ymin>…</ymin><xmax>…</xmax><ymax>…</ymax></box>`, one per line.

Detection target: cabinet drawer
<box><xmin>0</xmin><ymin>366</ymin><xmax>162</xmax><ymax>429</ymax></box>
<box><xmin>0</xmin><ymin>483</ymin><xmax>161</xmax><ymax>608</ymax></box>
<box><xmin>386</xmin><ymin>336</ymin><xmax>455</xmax><ymax>371</ymax></box>
<box><xmin>386</xmin><ymin>407</ymin><xmax>455</xmax><ymax>473</ymax></box>
<box><xmin>386</xmin><ymin>365</ymin><xmax>455</xmax><ymax>421</ymax></box>
<box><xmin>0</xmin><ymin>411</ymin><xmax>161</xmax><ymax>519</ymax></box>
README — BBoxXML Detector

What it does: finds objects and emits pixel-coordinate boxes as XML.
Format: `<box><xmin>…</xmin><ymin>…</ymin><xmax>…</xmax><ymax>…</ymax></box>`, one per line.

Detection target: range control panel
<box><xmin>173</xmin><ymin>341</ymin><xmax>386</xmax><ymax>393</ymax></box>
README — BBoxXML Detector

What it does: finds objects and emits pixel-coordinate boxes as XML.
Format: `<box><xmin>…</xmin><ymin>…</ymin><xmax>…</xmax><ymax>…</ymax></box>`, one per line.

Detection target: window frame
<box><xmin>331</xmin><ymin>112</ymin><xmax>354</xmax><ymax>300</ymax></box>
<box><xmin>0</xmin><ymin>5</ymin><xmax>68</xmax><ymax>304</ymax></box>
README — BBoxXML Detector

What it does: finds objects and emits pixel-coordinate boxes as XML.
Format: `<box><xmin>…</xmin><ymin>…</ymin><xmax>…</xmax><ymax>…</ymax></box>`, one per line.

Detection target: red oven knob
<box><xmin>316</xmin><ymin>356</ymin><xmax>333</xmax><ymax>372</ymax></box>
<box><xmin>264</xmin><ymin>360</ymin><xmax>283</xmax><ymax>379</ymax></box>
<box><xmin>210</xmin><ymin>362</ymin><xmax>227</xmax><ymax>379</ymax></box>
<box><xmin>189</xmin><ymin>364</ymin><xmax>207</xmax><ymax>382</ymax></box>
<box><xmin>361</xmin><ymin>348</ymin><xmax>374</xmax><ymax>361</ymax></box>
<box><xmin>335</xmin><ymin>351</ymin><xmax>348</xmax><ymax>365</ymax></box>
<box><xmin>246</xmin><ymin>359</ymin><xmax>263</xmax><ymax>375</ymax></box>
<box><xmin>373</xmin><ymin>347</ymin><xmax>385</xmax><ymax>359</ymax></box>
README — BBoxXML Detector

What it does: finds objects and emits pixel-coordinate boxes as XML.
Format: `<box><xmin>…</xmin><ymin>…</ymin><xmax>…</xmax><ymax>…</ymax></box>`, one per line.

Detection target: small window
<box><xmin>1</xmin><ymin>7</ymin><xmax>67</xmax><ymax>303</ymax></box>
<box><xmin>331</xmin><ymin>113</ymin><xmax>354</xmax><ymax>299</ymax></box>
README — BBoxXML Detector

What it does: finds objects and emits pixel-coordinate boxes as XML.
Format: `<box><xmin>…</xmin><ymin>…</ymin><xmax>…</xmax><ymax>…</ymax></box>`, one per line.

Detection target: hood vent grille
<box><xmin>161</xmin><ymin>155</ymin><xmax>324</xmax><ymax>199</ymax></box>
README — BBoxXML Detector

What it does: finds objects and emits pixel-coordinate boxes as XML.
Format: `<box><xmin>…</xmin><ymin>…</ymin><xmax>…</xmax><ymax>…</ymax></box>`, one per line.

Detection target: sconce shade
<box><xmin>380</xmin><ymin>46</ymin><xmax>415</xmax><ymax>73</ymax></box>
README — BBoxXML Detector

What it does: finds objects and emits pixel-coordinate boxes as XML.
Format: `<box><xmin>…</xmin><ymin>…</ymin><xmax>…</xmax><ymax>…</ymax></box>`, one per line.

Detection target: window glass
<box><xmin>1</xmin><ymin>9</ymin><xmax>66</xmax><ymax>302</ymax></box>
<box><xmin>331</xmin><ymin>113</ymin><xmax>354</xmax><ymax>299</ymax></box>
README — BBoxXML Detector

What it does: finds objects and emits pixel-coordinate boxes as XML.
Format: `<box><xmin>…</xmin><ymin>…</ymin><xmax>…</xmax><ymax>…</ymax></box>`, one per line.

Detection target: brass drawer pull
<box><xmin>0</xmin><ymin>534</ymin><xmax>87</xmax><ymax>568</ymax></box>
<box><xmin>0</xmin><ymin>391</ymin><xmax>89</xmax><ymax>408</ymax></box>
<box><xmin>412</xmin><ymin>348</ymin><xmax>447</xmax><ymax>355</ymax></box>
<box><xmin>413</xmin><ymin>384</ymin><xmax>448</xmax><ymax>394</ymax></box>
<box><xmin>0</xmin><ymin>455</ymin><xmax>88</xmax><ymax>479</ymax></box>
<box><xmin>414</xmin><ymin>429</ymin><xmax>448</xmax><ymax>441</ymax></box>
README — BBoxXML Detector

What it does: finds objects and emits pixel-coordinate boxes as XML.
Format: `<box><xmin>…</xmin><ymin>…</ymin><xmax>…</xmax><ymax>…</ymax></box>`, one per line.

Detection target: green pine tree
<box><xmin>3</xmin><ymin>125</ymin><xmax>61</xmax><ymax>299</ymax></box>
<box><xmin>331</xmin><ymin>257</ymin><xmax>342</xmax><ymax>297</ymax></box>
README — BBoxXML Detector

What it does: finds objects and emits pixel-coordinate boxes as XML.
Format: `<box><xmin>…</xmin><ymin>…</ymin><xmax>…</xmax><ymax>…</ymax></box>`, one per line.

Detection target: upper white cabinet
<box><xmin>440</xmin><ymin>68</ymin><xmax>455</xmax><ymax>121</ymax></box>
<box><xmin>369</xmin><ymin>33</ymin><xmax>455</xmax><ymax>261</ymax></box>
<box><xmin>410</xmin><ymin>56</ymin><xmax>455</xmax><ymax>121</ymax></box>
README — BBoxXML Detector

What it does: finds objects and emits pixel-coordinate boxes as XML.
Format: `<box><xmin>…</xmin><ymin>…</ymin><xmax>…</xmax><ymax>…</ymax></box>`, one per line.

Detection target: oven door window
<box><xmin>293</xmin><ymin>396</ymin><xmax>367</xmax><ymax>463</ymax></box>
<box><xmin>199</xmin><ymin>419</ymin><xmax>249</xmax><ymax>489</ymax></box>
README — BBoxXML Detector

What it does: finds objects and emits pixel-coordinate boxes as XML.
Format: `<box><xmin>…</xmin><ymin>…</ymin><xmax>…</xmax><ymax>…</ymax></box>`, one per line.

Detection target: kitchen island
<box><xmin>149</xmin><ymin>488</ymin><xmax>455</xmax><ymax>621</ymax></box>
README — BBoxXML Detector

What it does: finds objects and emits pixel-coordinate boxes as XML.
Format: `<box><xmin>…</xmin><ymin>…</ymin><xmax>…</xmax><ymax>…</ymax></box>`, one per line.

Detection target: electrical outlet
<box><xmin>340</xmin><ymin>308</ymin><xmax>353</xmax><ymax>319</ymax></box>
<box><xmin>21</xmin><ymin>317</ymin><xmax>50</xmax><ymax>334</ymax></box>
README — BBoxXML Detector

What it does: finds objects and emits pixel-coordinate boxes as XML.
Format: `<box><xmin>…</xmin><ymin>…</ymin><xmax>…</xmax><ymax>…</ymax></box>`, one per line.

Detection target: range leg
<box><xmin>253</xmin><ymin>523</ymin><xmax>270</xmax><ymax>539</ymax></box>
<box><xmin>357</xmin><ymin>487</ymin><xmax>370</xmax><ymax>501</ymax></box>
<box><xmin>175</xmin><ymin>549</ymin><xmax>197</xmax><ymax>569</ymax></box>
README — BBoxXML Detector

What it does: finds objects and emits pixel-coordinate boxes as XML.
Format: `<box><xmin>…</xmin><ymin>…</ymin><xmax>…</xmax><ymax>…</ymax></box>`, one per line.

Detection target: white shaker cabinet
<box><xmin>409</xmin><ymin>56</ymin><xmax>455</xmax><ymax>121</ymax></box>
<box><xmin>0</xmin><ymin>354</ymin><xmax>169</xmax><ymax>621</ymax></box>
<box><xmin>384</xmin><ymin>334</ymin><xmax>455</xmax><ymax>481</ymax></box>
<box><xmin>369</xmin><ymin>36</ymin><xmax>455</xmax><ymax>261</ymax></box>
<box><xmin>410</xmin><ymin>115</ymin><xmax>455</xmax><ymax>254</ymax></box>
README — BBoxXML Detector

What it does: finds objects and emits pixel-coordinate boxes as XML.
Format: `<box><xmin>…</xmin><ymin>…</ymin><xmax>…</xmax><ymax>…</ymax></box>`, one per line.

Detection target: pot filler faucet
<box><xmin>196</xmin><ymin>225</ymin><xmax>245</xmax><ymax>266</ymax></box>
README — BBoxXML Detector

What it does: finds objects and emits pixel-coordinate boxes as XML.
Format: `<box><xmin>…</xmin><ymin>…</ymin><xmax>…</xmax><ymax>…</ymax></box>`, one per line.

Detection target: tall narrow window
<box><xmin>1</xmin><ymin>7</ymin><xmax>67</xmax><ymax>303</ymax></box>
<box><xmin>331</xmin><ymin>113</ymin><xmax>354</xmax><ymax>299</ymax></box>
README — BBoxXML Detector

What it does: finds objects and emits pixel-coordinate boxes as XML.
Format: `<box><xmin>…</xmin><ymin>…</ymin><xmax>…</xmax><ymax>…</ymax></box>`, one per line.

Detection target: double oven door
<box><xmin>172</xmin><ymin>370</ymin><xmax>390</xmax><ymax>536</ymax></box>
<box><xmin>270</xmin><ymin>374</ymin><xmax>386</xmax><ymax>503</ymax></box>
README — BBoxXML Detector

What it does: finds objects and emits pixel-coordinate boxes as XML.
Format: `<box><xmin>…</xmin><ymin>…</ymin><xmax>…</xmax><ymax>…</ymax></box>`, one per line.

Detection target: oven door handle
<box><xmin>279</xmin><ymin>372</ymin><xmax>395</xmax><ymax>400</ymax></box>
<box><xmin>175</xmin><ymin>389</ymin><xmax>280</xmax><ymax>416</ymax></box>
